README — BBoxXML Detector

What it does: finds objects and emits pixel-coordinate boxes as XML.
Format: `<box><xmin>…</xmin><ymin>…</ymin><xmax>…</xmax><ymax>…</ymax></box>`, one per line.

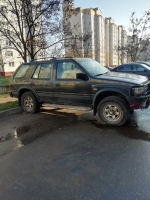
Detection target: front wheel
<box><xmin>97</xmin><ymin>96</ymin><xmax>129</xmax><ymax>126</ymax></box>
<box><xmin>21</xmin><ymin>92</ymin><xmax>39</xmax><ymax>113</ymax></box>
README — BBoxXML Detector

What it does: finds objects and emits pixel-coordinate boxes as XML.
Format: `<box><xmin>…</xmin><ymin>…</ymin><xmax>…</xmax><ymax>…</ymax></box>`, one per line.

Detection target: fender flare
<box><xmin>18</xmin><ymin>86</ymin><xmax>40</xmax><ymax>101</ymax></box>
<box><xmin>92</xmin><ymin>88</ymin><xmax>129</xmax><ymax>115</ymax></box>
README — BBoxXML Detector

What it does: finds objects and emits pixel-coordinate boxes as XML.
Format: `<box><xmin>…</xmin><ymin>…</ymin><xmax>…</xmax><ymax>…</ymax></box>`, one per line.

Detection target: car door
<box><xmin>30</xmin><ymin>62</ymin><xmax>54</xmax><ymax>102</ymax></box>
<box><xmin>132</xmin><ymin>64</ymin><xmax>150</xmax><ymax>78</ymax></box>
<box><xmin>53</xmin><ymin>60</ymin><xmax>91</xmax><ymax>106</ymax></box>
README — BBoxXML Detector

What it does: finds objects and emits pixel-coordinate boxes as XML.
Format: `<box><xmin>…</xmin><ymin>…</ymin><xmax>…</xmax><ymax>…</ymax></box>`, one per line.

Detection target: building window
<box><xmin>1</xmin><ymin>6</ymin><xmax>7</xmax><ymax>13</ymax></box>
<box><xmin>6</xmin><ymin>40</ymin><xmax>12</xmax><ymax>46</ymax></box>
<box><xmin>9</xmin><ymin>62</ymin><xmax>14</xmax><ymax>67</ymax></box>
<box><xmin>17</xmin><ymin>42</ymin><xmax>21</xmax><ymax>47</ymax></box>
<box><xmin>5</xmin><ymin>51</ymin><xmax>13</xmax><ymax>56</ymax></box>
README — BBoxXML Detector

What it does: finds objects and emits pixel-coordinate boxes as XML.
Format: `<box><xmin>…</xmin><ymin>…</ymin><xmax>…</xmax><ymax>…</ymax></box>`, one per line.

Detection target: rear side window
<box><xmin>32</xmin><ymin>63</ymin><xmax>52</xmax><ymax>79</ymax></box>
<box><xmin>14</xmin><ymin>64</ymin><xmax>30</xmax><ymax>78</ymax></box>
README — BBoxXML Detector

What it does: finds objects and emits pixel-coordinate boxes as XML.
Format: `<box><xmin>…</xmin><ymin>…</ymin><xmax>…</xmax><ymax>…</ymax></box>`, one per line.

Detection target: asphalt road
<box><xmin>0</xmin><ymin>106</ymin><xmax>150</xmax><ymax>200</ymax></box>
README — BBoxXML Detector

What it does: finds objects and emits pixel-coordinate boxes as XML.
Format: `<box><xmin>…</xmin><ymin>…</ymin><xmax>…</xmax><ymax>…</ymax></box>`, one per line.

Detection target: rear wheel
<box><xmin>97</xmin><ymin>96</ymin><xmax>129</xmax><ymax>126</ymax></box>
<box><xmin>21</xmin><ymin>92</ymin><xmax>39</xmax><ymax>113</ymax></box>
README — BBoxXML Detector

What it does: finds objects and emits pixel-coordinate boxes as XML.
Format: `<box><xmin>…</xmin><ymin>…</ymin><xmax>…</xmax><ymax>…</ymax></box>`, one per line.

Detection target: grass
<box><xmin>0</xmin><ymin>76</ymin><xmax>11</xmax><ymax>86</ymax></box>
<box><xmin>0</xmin><ymin>93</ymin><xmax>10</xmax><ymax>98</ymax></box>
<box><xmin>0</xmin><ymin>101</ymin><xmax>18</xmax><ymax>111</ymax></box>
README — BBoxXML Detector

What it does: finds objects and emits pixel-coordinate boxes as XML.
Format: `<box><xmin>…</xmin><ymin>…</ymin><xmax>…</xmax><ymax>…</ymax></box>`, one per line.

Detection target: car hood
<box><xmin>96</xmin><ymin>71</ymin><xmax>148</xmax><ymax>85</ymax></box>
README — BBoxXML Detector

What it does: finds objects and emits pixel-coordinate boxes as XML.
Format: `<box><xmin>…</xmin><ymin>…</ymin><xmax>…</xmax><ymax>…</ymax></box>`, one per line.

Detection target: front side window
<box><xmin>117</xmin><ymin>66</ymin><xmax>123</xmax><ymax>71</ymax></box>
<box><xmin>122</xmin><ymin>65</ymin><xmax>131</xmax><ymax>71</ymax></box>
<box><xmin>14</xmin><ymin>64</ymin><xmax>30</xmax><ymax>78</ymax></box>
<box><xmin>32</xmin><ymin>63</ymin><xmax>52</xmax><ymax>79</ymax></box>
<box><xmin>56</xmin><ymin>62</ymin><xmax>82</xmax><ymax>79</ymax></box>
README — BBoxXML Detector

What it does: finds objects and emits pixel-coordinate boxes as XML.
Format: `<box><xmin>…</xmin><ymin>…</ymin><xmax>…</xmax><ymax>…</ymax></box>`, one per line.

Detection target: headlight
<box><xmin>131</xmin><ymin>86</ymin><xmax>147</xmax><ymax>96</ymax></box>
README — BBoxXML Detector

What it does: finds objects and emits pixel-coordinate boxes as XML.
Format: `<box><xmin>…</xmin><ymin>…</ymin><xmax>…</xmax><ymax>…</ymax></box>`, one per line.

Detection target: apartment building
<box><xmin>118</xmin><ymin>25</ymin><xmax>127</xmax><ymax>64</ymax></box>
<box><xmin>0</xmin><ymin>40</ymin><xmax>24</xmax><ymax>76</ymax></box>
<box><xmin>105</xmin><ymin>18</ymin><xmax>119</xmax><ymax>67</ymax></box>
<box><xmin>63</xmin><ymin>2</ymin><xmax>128</xmax><ymax>67</ymax></box>
<box><xmin>63</xmin><ymin>2</ymin><xmax>106</xmax><ymax>65</ymax></box>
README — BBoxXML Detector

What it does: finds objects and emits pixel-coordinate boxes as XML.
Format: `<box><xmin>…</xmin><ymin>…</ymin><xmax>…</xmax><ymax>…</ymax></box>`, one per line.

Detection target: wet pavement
<box><xmin>0</xmin><ymin>106</ymin><xmax>150</xmax><ymax>199</ymax></box>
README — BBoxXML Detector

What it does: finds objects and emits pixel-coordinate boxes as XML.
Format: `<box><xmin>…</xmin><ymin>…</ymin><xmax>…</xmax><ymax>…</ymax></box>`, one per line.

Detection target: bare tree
<box><xmin>116</xmin><ymin>10</ymin><xmax>150</xmax><ymax>63</ymax></box>
<box><xmin>63</xmin><ymin>32</ymin><xmax>94</xmax><ymax>58</ymax></box>
<box><xmin>0</xmin><ymin>0</ymin><xmax>78</xmax><ymax>62</ymax></box>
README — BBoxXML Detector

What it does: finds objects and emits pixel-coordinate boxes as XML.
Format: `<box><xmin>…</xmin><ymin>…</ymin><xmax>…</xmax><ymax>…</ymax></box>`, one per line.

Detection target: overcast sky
<box><xmin>74</xmin><ymin>0</ymin><xmax>150</xmax><ymax>29</ymax></box>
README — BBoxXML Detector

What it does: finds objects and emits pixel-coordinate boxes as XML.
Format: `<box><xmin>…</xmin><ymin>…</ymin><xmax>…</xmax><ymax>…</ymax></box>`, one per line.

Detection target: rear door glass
<box><xmin>32</xmin><ymin>63</ymin><xmax>52</xmax><ymax>79</ymax></box>
<box><xmin>14</xmin><ymin>64</ymin><xmax>30</xmax><ymax>78</ymax></box>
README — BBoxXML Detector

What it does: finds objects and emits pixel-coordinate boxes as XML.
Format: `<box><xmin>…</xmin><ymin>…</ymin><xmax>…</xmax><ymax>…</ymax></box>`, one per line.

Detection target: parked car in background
<box><xmin>105</xmin><ymin>66</ymin><xmax>112</xmax><ymax>70</ymax></box>
<box><xmin>111</xmin><ymin>62</ymin><xmax>150</xmax><ymax>79</ymax></box>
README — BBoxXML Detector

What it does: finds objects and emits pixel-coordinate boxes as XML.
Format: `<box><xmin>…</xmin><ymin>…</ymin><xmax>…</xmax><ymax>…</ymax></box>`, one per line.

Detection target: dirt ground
<box><xmin>0</xmin><ymin>97</ymin><xmax>17</xmax><ymax>104</ymax></box>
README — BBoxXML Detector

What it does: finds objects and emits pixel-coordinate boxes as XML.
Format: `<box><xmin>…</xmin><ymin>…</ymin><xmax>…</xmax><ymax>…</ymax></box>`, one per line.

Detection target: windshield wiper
<box><xmin>94</xmin><ymin>74</ymin><xmax>103</xmax><ymax>77</ymax></box>
<box><xmin>94</xmin><ymin>72</ymin><xmax>108</xmax><ymax>77</ymax></box>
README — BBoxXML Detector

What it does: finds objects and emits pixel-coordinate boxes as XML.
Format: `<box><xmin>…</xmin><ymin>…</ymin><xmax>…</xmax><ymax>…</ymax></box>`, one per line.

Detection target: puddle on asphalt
<box><xmin>1</xmin><ymin>108</ymin><xmax>150</xmax><ymax>157</ymax></box>
<box><xmin>91</xmin><ymin>118</ymin><xmax>150</xmax><ymax>142</ymax></box>
<box><xmin>0</xmin><ymin>109</ymin><xmax>76</xmax><ymax>148</ymax></box>
<box><xmin>0</xmin><ymin>133</ymin><xmax>13</xmax><ymax>142</ymax></box>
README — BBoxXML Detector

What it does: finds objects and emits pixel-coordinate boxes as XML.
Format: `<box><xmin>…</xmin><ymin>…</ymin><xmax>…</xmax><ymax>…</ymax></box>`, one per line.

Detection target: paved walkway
<box><xmin>0</xmin><ymin>97</ymin><xmax>17</xmax><ymax>104</ymax></box>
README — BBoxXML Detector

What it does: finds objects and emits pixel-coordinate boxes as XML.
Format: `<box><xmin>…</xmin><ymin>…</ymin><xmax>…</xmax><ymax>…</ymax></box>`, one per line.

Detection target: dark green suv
<box><xmin>9</xmin><ymin>58</ymin><xmax>150</xmax><ymax>126</ymax></box>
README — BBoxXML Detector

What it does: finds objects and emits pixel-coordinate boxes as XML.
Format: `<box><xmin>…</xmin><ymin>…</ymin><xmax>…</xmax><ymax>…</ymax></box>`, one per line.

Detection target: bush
<box><xmin>0</xmin><ymin>76</ymin><xmax>10</xmax><ymax>86</ymax></box>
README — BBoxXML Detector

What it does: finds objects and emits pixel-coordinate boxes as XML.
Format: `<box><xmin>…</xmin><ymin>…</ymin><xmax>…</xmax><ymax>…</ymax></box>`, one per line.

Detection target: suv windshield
<box><xmin>76</xmin><ymin>58</ymin><xmax>108</xmax><ymax>76</ymax></box>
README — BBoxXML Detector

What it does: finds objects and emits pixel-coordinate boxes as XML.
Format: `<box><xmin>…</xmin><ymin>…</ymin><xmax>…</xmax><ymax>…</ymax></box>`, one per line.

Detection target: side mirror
<box><xmin>76</xmin><ymin>73</ymin><xmax>88</xmax><ymax>81</ymax></box>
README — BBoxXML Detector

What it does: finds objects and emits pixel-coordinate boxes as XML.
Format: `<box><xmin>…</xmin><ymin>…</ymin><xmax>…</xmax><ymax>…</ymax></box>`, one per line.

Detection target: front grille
<box><xmin>148</xmin><ymin>83</ymin><xmax>150</xmax><ymax>91</ymax></box>
<box><xmin>145</xmin><ymin>82</ymin><xmax>150</xmax><ymax>96</ymax></box>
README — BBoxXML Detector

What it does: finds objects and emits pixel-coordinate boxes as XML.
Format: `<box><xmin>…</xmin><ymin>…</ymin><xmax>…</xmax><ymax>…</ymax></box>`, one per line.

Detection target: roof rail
<box><xmin>32</xmin><ymin>57</ymin><xmax>57</xmax><ymax>61</ymax></box>
<box><xmin>32</xmin><ymin>56</ymin><xmax>73</xmax><ymax>61</ymax></box>
<box><xmin>50</xmin><ymin>57</ymin><xmax>74</xmax><ymax>59</ymax></box>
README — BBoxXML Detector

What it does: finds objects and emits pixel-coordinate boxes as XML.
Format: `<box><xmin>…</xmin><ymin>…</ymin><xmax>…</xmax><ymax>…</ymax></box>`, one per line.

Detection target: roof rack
<box><xmin>32</xmin><ymin>56</ymin><xmax>74</xmax><ymax>61</ymax></box>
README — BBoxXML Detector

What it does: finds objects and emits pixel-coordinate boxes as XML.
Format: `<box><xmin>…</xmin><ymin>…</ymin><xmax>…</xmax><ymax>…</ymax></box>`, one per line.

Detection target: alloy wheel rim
<box><xmin>103</xmin><ymin>103</ymin><xmax>121</xmax><ymax>122</ymax></box>
<box><xmin>24</xmin><ymin>96</ymin><xmax>33</xmax><ymax>110</ymax></box>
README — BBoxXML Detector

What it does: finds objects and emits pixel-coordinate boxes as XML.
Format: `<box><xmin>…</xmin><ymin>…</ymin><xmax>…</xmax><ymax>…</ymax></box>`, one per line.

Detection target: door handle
<box><xmin>30</xmin><ymin>83</ymin><xmax>35</xmax><ymax>86</ymax></box>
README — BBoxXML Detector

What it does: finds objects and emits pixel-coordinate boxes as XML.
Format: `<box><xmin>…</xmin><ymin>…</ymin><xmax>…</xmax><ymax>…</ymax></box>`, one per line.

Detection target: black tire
<box><xmin>97</xmin><ymin>96</ymin><xmax>129</xmax><ymax>126</ymax></box>
<box><xmin>130</xmin><ymin>110</ymin><xmax>134</xmax><ymax>113</ymax></box>
<box><xmin>21</xmin><ymin>92</ymin><xmax>39</xmax><ymax>113</ymax></box>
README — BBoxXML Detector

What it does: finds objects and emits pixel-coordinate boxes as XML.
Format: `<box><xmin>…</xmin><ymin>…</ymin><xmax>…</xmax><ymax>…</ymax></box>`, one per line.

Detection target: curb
<box><xmin>0</xmin><ymin>107</ymin><xmax>23</xmax><ymax>120</ymax></box>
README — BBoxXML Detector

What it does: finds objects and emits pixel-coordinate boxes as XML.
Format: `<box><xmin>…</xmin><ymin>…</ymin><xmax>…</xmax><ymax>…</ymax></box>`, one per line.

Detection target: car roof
<box><xmin>136</xmin><ymin>61</ymin><xmax>150</xmax><ymax>67</ymax></box>
<box><xmin>22</xmin><ymin>57</ymin><xmax>93</xmax><ymax>65</ymax></box>
<box><xmin>115</xmin><ymin>62</ymin><xmax>150</xmax><ymax>70</ymax></box>
<box><xmin>120</xmin><ymin>62</ymin><xmax>145</xmax><ymax>65</ymax></box>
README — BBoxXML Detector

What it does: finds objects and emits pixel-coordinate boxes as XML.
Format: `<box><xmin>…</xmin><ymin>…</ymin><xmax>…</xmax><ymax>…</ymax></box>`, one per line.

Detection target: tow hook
<box><xmin>141</xmin><ymin>98</ymin><xmax>149</xmax><ymax>110</ymax></box>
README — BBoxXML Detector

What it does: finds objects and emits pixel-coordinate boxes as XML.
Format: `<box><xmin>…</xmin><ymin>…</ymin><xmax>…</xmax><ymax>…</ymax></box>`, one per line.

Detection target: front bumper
<box><xmin>129</xmin><ymin>97</ymin><xmax>150</xmax><ymax>110</ymax></box>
